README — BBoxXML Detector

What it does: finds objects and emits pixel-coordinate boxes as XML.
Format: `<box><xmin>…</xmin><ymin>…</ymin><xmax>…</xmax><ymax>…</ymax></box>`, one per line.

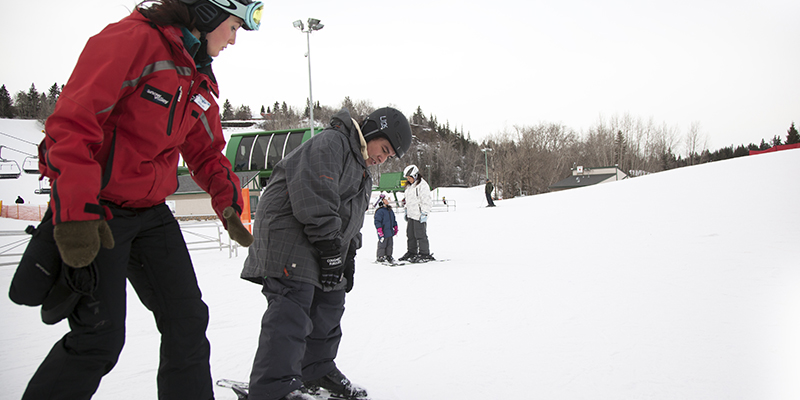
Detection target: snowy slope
<box><xmin>0</xmin><ymin>147</ymin><xmax>798</xmax><ymax>400</ymax></box>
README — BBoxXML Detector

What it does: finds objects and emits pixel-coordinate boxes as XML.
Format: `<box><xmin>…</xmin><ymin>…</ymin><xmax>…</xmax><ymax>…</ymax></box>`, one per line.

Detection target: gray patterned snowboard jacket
<box><xmin>241</xmin><ymin>109</ymin><xmax>371</xmax><ymax>291</ymax></box>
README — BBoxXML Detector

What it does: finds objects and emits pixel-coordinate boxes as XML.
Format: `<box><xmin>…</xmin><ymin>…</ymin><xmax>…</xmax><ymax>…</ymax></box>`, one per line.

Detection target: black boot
<box><xmin>304</xmin><ymin>368</ymin><xmax>368</xmax><ymax>399</ymax></box>
<box><xmin>410</xmin><ymin>253</ymin><xmax>435</xmax><ymax>263</ymax></box>
<box><xmin>398</xmin><ymin>251</ymin><xmax>416</xmax><ymax>261</ymax></box>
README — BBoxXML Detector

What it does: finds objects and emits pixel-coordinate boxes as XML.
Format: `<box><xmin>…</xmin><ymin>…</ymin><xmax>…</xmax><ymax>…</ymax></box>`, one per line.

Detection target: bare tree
<box><xmin>685</xmin><ymin>121</ymin><xmax>706</xmax><ymax>165</ymax></box>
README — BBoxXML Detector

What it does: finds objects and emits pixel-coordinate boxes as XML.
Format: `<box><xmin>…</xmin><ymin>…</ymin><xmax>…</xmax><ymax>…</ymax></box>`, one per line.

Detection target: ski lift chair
<box><xmin>0</xmin><ymin>159</ymin><xmax>21</xmax><ymax>179</ymax></box>
<box><xmin>22</xmin><ymin>156</ymin><xmax>40</xmax><ymax>174</ymax></box>
<box><xmin>35</xmin><ymin>177</ymin><xmax>52</xmax><ymax>195</ymax></box>
<box><xmin>0</xmin><ymin>146</ymin><xmax>22</xmax><ymax>179</ymax></box>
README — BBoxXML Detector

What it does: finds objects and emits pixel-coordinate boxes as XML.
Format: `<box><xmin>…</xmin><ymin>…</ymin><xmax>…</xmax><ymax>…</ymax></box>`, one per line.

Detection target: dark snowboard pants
<box><xmin>406</xmin><ymin>218</ymin><xmax>430</xmax><ymax>255</ymax></box>
<box><xmin>376</xmin><ymin>235</ymin><xmax>394</xmax><ymax>259</ymax></box>
<box><xmin>22</xmin><ymin>203</ymin><xmax>213</xmax><ymax>400</ymax></box>
<box><xmin>249</xmin><ymin>277</ymin><xmax>346</xmax><ymax>400</ymax></box>
<box><xmin>485</xmin><ymin>191</ymin><xmax>495</xmax><ymax>206</ymax></box>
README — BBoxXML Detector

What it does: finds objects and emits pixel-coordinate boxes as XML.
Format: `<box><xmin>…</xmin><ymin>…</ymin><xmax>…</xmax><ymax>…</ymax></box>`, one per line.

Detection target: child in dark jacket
<box><xmin>374</xmin><ymin>194</ymin><xmax>398</xmax><ymax>262</ymax></box>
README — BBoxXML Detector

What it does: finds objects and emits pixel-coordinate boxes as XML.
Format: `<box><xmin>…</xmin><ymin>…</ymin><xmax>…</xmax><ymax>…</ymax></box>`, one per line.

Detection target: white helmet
<box><xmin>403</xmin><ymin>164</ymin><xmax>419</xmax><ymax>180</ymax></box>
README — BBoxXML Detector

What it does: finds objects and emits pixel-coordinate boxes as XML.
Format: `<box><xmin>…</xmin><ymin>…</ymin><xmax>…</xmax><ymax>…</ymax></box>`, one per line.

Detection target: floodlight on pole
<box><xmin>481</xmin><ymin>148</ymin><xmax>493</xmax><ymax>180</ymax></box>
<box><xmin>293</xmin><ymin>18</ymin><xmax>324</xmax><ymax>135</ymax></box>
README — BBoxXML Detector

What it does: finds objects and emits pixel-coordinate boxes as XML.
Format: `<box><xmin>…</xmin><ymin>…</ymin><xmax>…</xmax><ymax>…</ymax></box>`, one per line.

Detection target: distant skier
<box><xmin>374</xmin><ymin>194</ymin><xmax>398</xmax><ymax>263</ymax></box>
<box><xmin>399</xmin><ymin>164</ymin><xmax>435</xmax><ymax>263</ymax></box>
<box><xmin>485</xmin><ymin>179</ymin><xmax>496</xmax><ymax>207</ymax></box>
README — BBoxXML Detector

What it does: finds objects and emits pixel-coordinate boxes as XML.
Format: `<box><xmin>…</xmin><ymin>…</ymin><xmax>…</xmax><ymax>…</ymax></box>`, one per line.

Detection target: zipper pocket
<box><xmin>166</xmin><ymin>86</ymin><xmax>182</xmax><ymax>136</ymax></box>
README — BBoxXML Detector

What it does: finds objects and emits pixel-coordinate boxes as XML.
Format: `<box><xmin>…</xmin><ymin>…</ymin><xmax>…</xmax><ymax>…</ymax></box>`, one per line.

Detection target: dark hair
<box><xmin>137</xmin><ymin>0</ymin><xmax>195</xmax><ymax>29</ymax></box>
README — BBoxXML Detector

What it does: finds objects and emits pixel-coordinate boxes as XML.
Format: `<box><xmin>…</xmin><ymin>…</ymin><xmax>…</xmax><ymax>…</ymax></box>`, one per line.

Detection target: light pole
<box><xmin>481</xmin><ymin>147</ymin><xmax>492</xmax><ymax>180</ymax></box>
<box><xmin>293</xmin><ymin>18</ymin><xmax>324</xmax><ymax>135</ymax></box>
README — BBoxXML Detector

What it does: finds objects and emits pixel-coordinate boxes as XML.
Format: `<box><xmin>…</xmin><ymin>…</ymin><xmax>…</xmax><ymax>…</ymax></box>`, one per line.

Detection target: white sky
<box><xmin>1</xmin><ymin>0</ymin><xmax>798</xmax><ymax>150</ymax></box>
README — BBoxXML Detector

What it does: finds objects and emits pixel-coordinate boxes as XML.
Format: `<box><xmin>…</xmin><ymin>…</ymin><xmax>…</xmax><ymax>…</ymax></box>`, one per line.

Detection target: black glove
<box><xmin>223</xmin><ymin>206</ymin><xmax>254</xmax><ymax>247</ymax></box>
<box><xmin>53</xmin><ymin>219</ymin><xmax>115</xmax><ymax>268</ymax></box>
<box><xmin>316</xmin><ymin>239</ymin><xmax>344</xmax><ymax>289</ymax></box>
<box><xmin>343</xmin><ymin>246</ymin><xmax>356</xmax><ymax>293</ymax></box>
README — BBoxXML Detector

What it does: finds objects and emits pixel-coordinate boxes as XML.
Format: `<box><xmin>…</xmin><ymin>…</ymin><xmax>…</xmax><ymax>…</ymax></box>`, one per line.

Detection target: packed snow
<box><xmin>1</xmin><ymin>118</ymin><xmax>799</xmax><ymax>399</ymax></box>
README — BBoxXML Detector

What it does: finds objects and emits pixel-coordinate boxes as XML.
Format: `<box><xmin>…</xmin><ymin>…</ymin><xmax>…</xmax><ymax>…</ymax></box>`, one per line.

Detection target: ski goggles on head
<box><xmin>208</xmin><ymin>0</ymin><xmax>264</xmax><ymax>31</ymax></box>
<box><xmin>242</xmin><ymin>1</ymin><xmax>264</xmax><ymax>31</ymax></box>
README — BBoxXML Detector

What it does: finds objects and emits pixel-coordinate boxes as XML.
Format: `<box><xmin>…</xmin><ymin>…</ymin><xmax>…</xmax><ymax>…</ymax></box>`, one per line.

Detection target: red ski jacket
<box><xmin>42</xmin><ymin>11</ymin><xmax>242</xmax><ymax>224</ymax></box>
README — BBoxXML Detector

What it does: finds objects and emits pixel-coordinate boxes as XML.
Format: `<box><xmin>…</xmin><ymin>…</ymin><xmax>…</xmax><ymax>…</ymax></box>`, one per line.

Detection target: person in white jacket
<box><xmin>399</xmin><ymin>164</ymin><xmax>435</xmax><ymax>263</ymax></box>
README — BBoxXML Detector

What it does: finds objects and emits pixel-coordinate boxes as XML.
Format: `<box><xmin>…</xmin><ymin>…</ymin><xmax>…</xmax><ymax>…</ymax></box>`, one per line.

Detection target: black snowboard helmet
<box><xmin>181</xmin><ymin>0</ymin><xmax>264</xmax><ymax>32</ymax></box>
<box><xmin>361</xmin><ymin>107</ymin><xmax>412</xmax><ymax>159</ymax></box>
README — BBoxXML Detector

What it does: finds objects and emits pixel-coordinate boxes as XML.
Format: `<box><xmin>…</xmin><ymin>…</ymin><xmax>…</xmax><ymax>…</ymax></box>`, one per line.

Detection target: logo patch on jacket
<box><xmin>140</xmin><ymin>84</ymin><xmax>173</xmax><ymax>108</ymax></box>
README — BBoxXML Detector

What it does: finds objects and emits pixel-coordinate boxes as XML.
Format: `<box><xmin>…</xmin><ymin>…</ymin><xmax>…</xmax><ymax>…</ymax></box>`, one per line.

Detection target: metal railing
<box><xmin>366</xmin><ymin>199</ymin><xmax>456</xmax><ymax>215</ymax></box>
<box><xmin>0</xmin><ymin>228</ymin><xmax>32</xmax><ymax>267</ymax></box>
<box><xmin>0</xmin><ymin>219</ymin><xmax>249</xmax><ymax>268</ymax></box>
<box><xmin>178</xmin><ymin>219</ymin><xmax>247</xmax><ymax>258</ymax></box>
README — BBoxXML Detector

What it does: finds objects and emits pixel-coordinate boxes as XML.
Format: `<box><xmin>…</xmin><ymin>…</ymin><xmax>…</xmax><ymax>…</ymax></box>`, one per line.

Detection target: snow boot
<box><xmin>304</xmin><ymin>368</ymin><xmax>368</xmax><ymax>399</ymax></box>
<box><xmin>410</xmin><ymin>253</ymin><xmax>435</xmax><ymax>263</ymax></box>
<box><xmin>398</xmin><ymin>251</ymin><xmax>416</xmax><ymax>262</ymax></box>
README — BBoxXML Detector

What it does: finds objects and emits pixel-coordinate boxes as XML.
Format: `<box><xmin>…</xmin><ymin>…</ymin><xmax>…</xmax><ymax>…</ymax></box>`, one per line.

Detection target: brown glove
<box><xmin>53</xmin><ymin>219</ymin><xmax>115</xmax><ymax>268</ymax></box>
<box><xmin>223</xmin><ymin>206</ymin><xmax>254</xmax><ymax>247</ymax></box>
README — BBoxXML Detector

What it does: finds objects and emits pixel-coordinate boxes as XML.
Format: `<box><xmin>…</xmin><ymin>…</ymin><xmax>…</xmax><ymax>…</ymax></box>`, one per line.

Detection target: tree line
<box><xmin>1</xmin><ymin>83</ymin><xmax>62</xmax><ymax>123</ymax></box>
<box><xmin>3</xmin><ymin>82</ymin><xmax>797</xmax><ymax>198</ymax></box>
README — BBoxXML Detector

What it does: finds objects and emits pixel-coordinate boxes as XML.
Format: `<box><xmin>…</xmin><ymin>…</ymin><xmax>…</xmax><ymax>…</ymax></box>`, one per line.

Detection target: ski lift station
<box><xmin>548</xmin><ymin>165</ymin><xmax>629</xmax><ymax>192</ymax></box>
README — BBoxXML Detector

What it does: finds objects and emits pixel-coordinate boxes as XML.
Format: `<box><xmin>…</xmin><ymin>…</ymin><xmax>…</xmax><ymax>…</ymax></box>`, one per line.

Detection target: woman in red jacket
<box><xmin>20</xmin><ymin>0</ymin><xmax>260</xmax><ymax>398</ymax></box>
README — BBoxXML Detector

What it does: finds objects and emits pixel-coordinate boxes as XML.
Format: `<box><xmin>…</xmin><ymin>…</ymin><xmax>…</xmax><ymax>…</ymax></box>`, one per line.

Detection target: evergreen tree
<box><xmin>733</xmin><ymin>145</ymin><xmax>749</xmax><ymax>157</ymax></box>
<box><xmin>222</xmin><ymin>99</ymin><xmax>234</xmax><ymax>120</ymax></box>
<box><xmin>786</xmin><ymin>122</ymin><xmax>799</xmax><ymax>144</ymax></box>
<box><xmin>47</xmin><ymin>83</ymin><xmax>61</xmax><ymax>102</ymax></box>
<box><xmin>37</xmin><ymin>92</ymin><xmax>49</xmax><ymax>121</ymax></box>
<box><xmin>614</xmin><ymin>130</ymin><xmax>627</xmax><ymax>168</ymax></box>
<box><xmin>39</xmin><ymin>82</ymin><xmax>62</xmax><ymax>120</ymax></box>
<box><xmin>0</xmin><ymin>84</ymin><xmax>14</xmax><ymax>118</ymax></box>
<box><xmin>771</xmin><ymin>135</ymin><xmax>783</xmax><ymax>147</ymax></box>
<box><xmin>260</xmin><ymin>105</ymin><xmax>265</xmax><ymax>117</ymax></box>
<box><xmin>341</xmin><ymin>96</ymin><xmax>354</xmax><ymax>114</ymax></box>
<box><xmin>27</xmin><ymin>83</ymin><xmax>41</xmax><ymax>119</ymax></box>
<box><xmin>411</xmin><ymin>106</ymin><xmax>426</xmax><ymax>125</ymax></box>
<box><xmin>14</xmin><ymin>83</ymin><xmax>41</xmax><ymax>118</ymax></box>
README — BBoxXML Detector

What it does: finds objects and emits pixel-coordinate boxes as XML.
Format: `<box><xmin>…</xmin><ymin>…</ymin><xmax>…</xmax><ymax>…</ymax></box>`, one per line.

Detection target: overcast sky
<box><xmin>2</xmin><ymin>0</ymin><xmax>798</xmax><ymax>151</ymax></box>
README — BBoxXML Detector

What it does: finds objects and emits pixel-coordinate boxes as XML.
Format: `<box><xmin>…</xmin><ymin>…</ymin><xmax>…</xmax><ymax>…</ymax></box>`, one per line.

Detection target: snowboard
<box><xmin>216</xmin><ymin>379</ymin><xmax>371</xmax><ymax>400</ymax></box>
<box><xmin>373</xmin><ymin>257</ymin><xmax>448</xmax><ymax>267</ymax></box>
<box><xmin>216</xmin><ymin>379</ymin><xmax>249</xmax><ymax>399</ymax></box>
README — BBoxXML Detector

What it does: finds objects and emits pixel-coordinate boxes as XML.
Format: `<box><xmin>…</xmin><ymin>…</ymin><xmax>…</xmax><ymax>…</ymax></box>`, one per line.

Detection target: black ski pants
<box><xmin>22</xmin><ymin>203</ymin><xmax>213</xmax><ymax>400</ymax></box>
<box><xmin>406</xmin><ymin>218</ymin><xmax>430</xmax><ymax>255</ymax></box>
<box><xmin>485</xmin><ymin>191</ymin><xmax>495</xmax><ymax>207</ymax></box>
<box><xmin>249</xmin><ymin>277</ymin><xmax>346</xmax><ymax>400</ymax></box>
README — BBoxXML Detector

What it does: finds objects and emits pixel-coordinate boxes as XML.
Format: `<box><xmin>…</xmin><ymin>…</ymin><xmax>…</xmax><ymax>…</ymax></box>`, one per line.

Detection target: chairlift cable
<box><xmin>0</xmin><ymin>144</ymin><xmax>35</xmax><ymax>157</ymax></box>
<box><xmin>0</xmin><ymin>130</ymin><xmax>39</xmax><ymax>147</ymax></box>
